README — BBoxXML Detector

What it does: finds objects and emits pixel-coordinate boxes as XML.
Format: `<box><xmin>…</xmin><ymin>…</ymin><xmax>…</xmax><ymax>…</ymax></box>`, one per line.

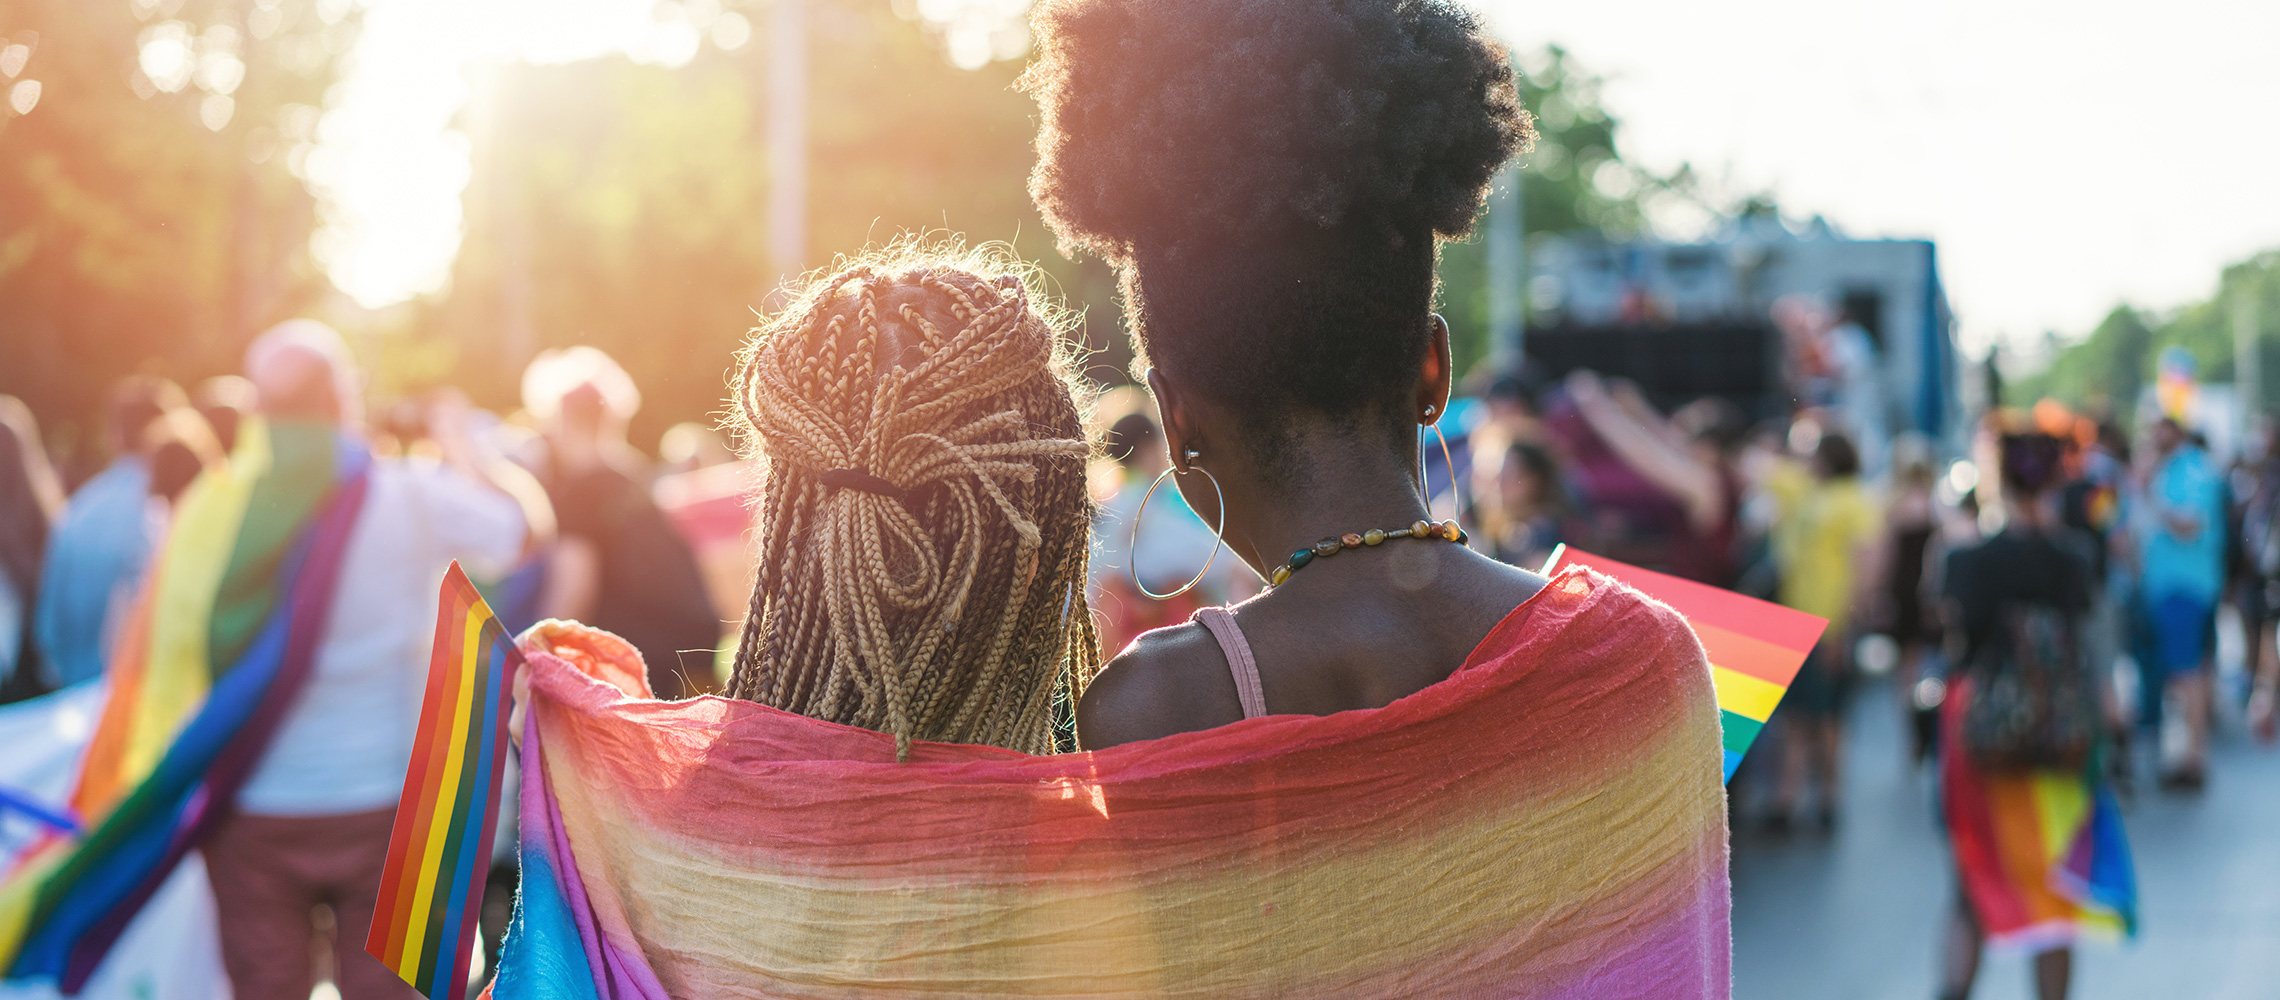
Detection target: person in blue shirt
<box><xmin>32</xmin><ymin>376</ymin><xmax>190</xmax><ymax>688</ymax></box>
<box><xmin>2133</xmin><ymin>416</ymin><xmax>2226</xmax><ymax>788</ymax></box>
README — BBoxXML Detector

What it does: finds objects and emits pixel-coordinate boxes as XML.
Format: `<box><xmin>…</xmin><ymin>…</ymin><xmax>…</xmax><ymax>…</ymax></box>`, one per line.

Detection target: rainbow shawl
<box><xmin>1939</xmin><ymin>679</ymin><xmax>2137</xmax><ymax>950</ymax></box>
<box><xmin>0</xmin><ymin>420</ymin><xmax>370</xmax><ymax>992</ymax></box>
<box><xmin>476</xmin><ymin>567</ymin><xmax>1729</xmax><ymax>999</ymax></box>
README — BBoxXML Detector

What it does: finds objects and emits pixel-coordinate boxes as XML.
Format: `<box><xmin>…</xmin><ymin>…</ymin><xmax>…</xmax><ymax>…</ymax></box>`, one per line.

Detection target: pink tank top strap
<box><xmin>1192</xmin><ymin>606</ymin><xmax>1266</xmax><ymax>720</ymax></box>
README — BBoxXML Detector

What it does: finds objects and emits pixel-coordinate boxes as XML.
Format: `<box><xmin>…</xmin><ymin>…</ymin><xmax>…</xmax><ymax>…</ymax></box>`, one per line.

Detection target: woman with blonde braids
<box><xmin>722</xmin><ymin>244</ymin><xmax>1099</xmax><ymax>758</ymax></box>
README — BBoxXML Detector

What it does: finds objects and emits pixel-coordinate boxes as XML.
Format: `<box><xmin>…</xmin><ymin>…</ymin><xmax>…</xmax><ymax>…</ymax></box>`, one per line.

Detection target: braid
<box><xmin>725</xmin><ymin>243</ymin><xmax>1100</xmax><ymax>758</ymax></box>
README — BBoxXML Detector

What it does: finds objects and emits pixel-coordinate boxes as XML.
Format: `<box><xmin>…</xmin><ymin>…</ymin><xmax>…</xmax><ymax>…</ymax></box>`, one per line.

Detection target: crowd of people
<box><xmin>0</xmin><ymin>0</ymin><xmax>2266</xmax><ymax>996</ymax></box>
<box><xmin>10</xmin><ymin>303</ymin><xmax>2242</xmax><ymax>1000</ymax></box>
<box><xmin>0</xmin><ymin>328</ymin><xmax>747</xmax><ymax>996</ymax></box>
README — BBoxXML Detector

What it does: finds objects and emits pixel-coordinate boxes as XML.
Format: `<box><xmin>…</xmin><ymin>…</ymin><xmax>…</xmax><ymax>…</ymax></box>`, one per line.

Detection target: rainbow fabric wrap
<box><xmin>1548</xmin><ymin>548</ymin><xmax>1822</xmax><ymax>781</ymax></box>
<box><xmin>403</xmin><ymin>565</ymin><xmax>1725</xmax><ymax>998</ymax></box>
<box><xmin>1939</xmin><ymin>680</ymin><xmax>2136</xmax><ymax>949</ymax></box>
<box><xmin>0</xmin><ymin>421</ymin><xmax>369</xmax><ymax>993</ymax></box>
<box><xmin>366</xmin><ymin>564</ymin><xmax>525</xmax><ymax>997</ymax></box>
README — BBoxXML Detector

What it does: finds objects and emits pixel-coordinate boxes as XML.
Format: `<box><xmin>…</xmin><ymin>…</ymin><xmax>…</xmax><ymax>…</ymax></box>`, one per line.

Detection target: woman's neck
<box><xmin>1222</xmin><ymin>447</ymin><xmax>1432</xmax><ymax>575</ymax></box>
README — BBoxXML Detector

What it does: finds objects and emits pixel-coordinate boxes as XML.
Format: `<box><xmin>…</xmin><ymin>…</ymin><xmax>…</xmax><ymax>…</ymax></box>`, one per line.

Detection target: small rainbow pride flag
<box><xmin>1548</xmin><ymin>546</ymin><xmax>1826</xmax><ymax>782</ymax></box>
<box><xmin>364</xmin><ymin>563</ymin><xmax>524</xmax><ymax>998</ymax></box>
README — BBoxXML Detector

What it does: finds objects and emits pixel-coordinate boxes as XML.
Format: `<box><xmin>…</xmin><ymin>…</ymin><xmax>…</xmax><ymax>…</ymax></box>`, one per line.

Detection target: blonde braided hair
<box><xmin>726</xmin><ymin>245</ymin><xmax>1100</xmax><ymax>758</ymax></box>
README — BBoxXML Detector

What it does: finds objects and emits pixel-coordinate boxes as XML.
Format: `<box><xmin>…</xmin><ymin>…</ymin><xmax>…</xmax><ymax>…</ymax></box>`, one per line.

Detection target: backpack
<box><xmin>1961</xmin><ymin>601</ymin><xmax>2098</xmax><ymax>772</ymax></box>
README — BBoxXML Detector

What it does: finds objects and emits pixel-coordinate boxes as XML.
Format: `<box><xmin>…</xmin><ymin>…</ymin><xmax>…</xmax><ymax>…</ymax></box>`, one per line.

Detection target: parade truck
<box><xmin>1518</xmin><ymin>217</ymin><xmax>1964</xmax><ymax>455</ymax></box>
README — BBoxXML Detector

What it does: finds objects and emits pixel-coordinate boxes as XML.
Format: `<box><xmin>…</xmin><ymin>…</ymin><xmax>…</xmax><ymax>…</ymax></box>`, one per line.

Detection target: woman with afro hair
<box><xmin>1023</xmin><ymin>8</ymin><xmax>1732</xmax><ymax>989</ymax></box>
<box><xmin>1023</xmin><ymin>0</ymin><xmax>1602</xmax><ymax>743</ymax></box>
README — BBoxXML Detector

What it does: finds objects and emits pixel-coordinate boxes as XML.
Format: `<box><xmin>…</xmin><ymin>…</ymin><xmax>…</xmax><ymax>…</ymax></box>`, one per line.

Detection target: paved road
<box><xmin>1730</xmin><ymin>680</ymin><xmax>2280</xmax><ymax>999</ymax></box>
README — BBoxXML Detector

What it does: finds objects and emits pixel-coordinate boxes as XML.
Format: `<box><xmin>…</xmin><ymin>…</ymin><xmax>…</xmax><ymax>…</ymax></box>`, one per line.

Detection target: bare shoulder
<box><xmin>1076</xmin><ymin>621</ymin><xmax>1245</xmax><ymax>750</ymax></box>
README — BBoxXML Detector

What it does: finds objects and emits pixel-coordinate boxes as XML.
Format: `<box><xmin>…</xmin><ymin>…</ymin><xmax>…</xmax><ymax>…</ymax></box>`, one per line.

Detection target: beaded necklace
<box><xmin>1266</xmin><ymin>518</ymin><xmax>1468</xmax><ymax>587</ymax></box>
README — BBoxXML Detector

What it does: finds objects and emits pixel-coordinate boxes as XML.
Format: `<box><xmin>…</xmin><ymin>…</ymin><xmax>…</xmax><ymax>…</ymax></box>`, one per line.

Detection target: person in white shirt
<box><xmin>204</xmin><ymin>322</ymin><xmax>550</xmax><ymax>1000</ymax></box>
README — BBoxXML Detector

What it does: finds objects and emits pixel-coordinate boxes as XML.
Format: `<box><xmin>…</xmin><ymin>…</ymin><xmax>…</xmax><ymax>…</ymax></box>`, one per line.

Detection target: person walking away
<box><xmin>2231</xmin><ymin>414</ymin><xmax>2280</xmax><ymax>743</ymax></box>
<box><xmin>2131</xmin><ymin>416</ymin><xmax>2224</xmax><ymax>787</ymax></box>
<box><xmin>1766</xmin><ymin>427</ymin><xmax>1880</xmax><ymax>830</ymax></box>
<box><xmin>0</xmin><ymin>397</ymin><xmax>65</xmax><ymax>704</ymax></box>
<box><xmin>33</xmin><ymin>377</ymin><xmax>198</xmax><ymax>692</ymax></box>
<box><xmin>1935</xmin><ymin>428</ymin><xmax>2135</xmax><ymax>1000</ymax></box>
<box><xmin>1881</xmin><ymin>435</ymin><xmax>1944</xmax><ymax>761</ymax></box>
<box><xmin>523</xmin><ymin>346</ymin><xmax>721</xmax><ymax>698</ymax></box>
<box><xmin>208</xmin><ymin>324</ymin><xmax>544</xmax><ymax>1000</ymax></box>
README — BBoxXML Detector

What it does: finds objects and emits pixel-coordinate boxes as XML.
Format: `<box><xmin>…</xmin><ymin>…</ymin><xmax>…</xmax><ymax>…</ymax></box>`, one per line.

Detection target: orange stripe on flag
<box><xmin>1691</xmin><ymin>621</ymin><xmax>1808</xmax><ymax>687</ymax></box>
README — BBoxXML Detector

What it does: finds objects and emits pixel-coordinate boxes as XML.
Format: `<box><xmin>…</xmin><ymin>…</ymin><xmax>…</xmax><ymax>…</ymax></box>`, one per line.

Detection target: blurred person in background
<box><xmin>523</xmin><ymin>346</ymin><xmax>719</xmax><ymax>699</ymax></box>
<box><xmin>2130</xmin><ymin>415</ymin><xmax>2224</xmax><ymax>788</ymax></box>
<box><xmin>204</xmin><ymin>321</ymin><xmax>545</xmax><ymax>1000</ymax></box>
<box><xmin>2231</xmin><ymin>413</ymin><xmax>2280</xmax><ymax>743</ymax></box>
<box><xmin>2058</xmin><ymin>417</ymin><xmax>2136</xmax><ymax>787</ymax></box>
<box><xmin>1090</xmin><ymin>408</ymin><xmax>1242</xmax><ymax>656</ymax></box>
<box><xmin>651</xmin><ymin>422</ymin><xmax>758</xmax><ymax>675</ymax></box>
<box><xmin>1478</xmin><ymin>371</ymin><xmax>1542</xmax><ymax>445</ymax></box>
<box><xmin>32</xmin><ymin>375</ymin><xmax>204</xmax><ymax>693</ymax></box>
<box><xmin>1470</xmin><ymin>439</ymin><xmax>1569</xmax><ymax>570</ymax></box>
<box><xmin>192</xmin><ymin>374</ymin><xmax>258</xmax><ymax>455</ymax></box>
<box><xmin>1880</xmin><ymin>433</ymin><xmax>1943</xmax><ymax>761</ymax></box>
<box><xmin>1765</xmin><ymin>425</ymin><xmax>1880</xmax><ymax>831</ymax></box>
<box><xmin>1563</xmin><ymin>370</ymin><xmax>1747</xmax><ymax>586</ymax></box>
<box><xmin>0</xmin><ymin>397</ymin><xmax>65</xmax><ymax>704</ymax></box>
<box><xmin>1824</xmin><ymin>296</ymin><xmax>1890</xmax><ymax>475</ymax></box>
<box><xmin>658</xmin><ymin>420</ymin><xmax>736</xmax><ymax>477</ymax></box>
<box><xmin>1935</xmin><ymin>428</ymin><xmax>2135</xmax><ymax>1000</ymax></box>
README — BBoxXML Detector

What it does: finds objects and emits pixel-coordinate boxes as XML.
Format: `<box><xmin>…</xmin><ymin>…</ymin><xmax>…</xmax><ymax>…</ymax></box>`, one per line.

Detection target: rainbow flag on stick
<box><xmin>1547</xmin><ymin>547</ymin><xmax>1825</xmax><ymax>782</ymax></box>
<box><xmin>365</xmin><ymin>563</ymin><xmax>524</xmax><ymax>999</ymax></box>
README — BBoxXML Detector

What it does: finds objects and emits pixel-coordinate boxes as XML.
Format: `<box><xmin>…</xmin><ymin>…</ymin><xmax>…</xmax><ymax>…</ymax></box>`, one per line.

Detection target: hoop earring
<box><xmin>1130</xmin><ymin>449</ymin><xmax>1228</xmax><ymax>600</ymax></box>
<box><xmin>1418</xmin><ymin>407</ymin><xmax>1459</xmax><ymax>522</ymax></box>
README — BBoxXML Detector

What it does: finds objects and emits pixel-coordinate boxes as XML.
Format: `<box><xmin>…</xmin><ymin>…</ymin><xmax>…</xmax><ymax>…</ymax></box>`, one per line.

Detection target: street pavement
<box><xmin>1730</xmin><ymin>680</ymin><xmax>2280</xmax><ymax>999</ymax></box>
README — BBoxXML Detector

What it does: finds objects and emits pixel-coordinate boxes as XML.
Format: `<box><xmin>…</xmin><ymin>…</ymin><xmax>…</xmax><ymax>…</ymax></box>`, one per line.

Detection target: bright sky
<box><xmin>1482</xmin><ymin>0</ymin><xmax>2280</xmax><ymax>355</ymax></box>
<box><xmin>310</xmin><ymin>0</ymin><xmax>720</xmax><ymax>308</ymax></box>
<box><xmin>319</xmin><ymin>0</ymin><xmax>2280</xmax><ymax>358</ymax></box>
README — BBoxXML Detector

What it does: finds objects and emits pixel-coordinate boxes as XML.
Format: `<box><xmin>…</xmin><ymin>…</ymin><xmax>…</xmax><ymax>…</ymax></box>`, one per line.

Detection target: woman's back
<box><xmin>1082</xmin><ymin>542</ymin><xmax>1542</xmax><ymax>743</ymax></box>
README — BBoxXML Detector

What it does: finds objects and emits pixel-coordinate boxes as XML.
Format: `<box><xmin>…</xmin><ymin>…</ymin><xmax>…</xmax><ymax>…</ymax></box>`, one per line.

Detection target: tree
<box><xmin>1435</xmin><ymin>45</ymin><xmax>1683</xmax><ymax>379</ymax></box>
<box><xmin>422</xmin><ymin>28</ymin><xmax>1675</xmax><ymax>443</ymax></box>
<box><xmin>2014</xmin><ymin>250</ymin><xmax>2280</xmax><ymax>422</ymax></box>
<box><xmin>425</xmin><ymin>2</ymin><xmax>1118</xmax><ymax>447</ymax></box>
<box><xmin>0</xmin><ymin>0</ymin><xmax>353</xmax><ymax>475</ymax></box>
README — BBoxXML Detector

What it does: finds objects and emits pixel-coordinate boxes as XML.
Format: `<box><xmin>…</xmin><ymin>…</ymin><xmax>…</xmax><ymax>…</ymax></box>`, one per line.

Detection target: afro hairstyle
<box><xmin>1023</xmin><ymin>0</ymin><xmax>1533</xmax><ymax>453</ymax></box>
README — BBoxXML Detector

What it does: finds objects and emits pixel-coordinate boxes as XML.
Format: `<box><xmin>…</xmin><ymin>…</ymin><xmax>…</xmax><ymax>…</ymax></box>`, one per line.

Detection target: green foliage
<box><xmin>0</xmin><ymin>0</ymin><xmax>350</xmax><ymax>474</ymax></box>
<box><xmin>2014</xmin><ymin>250</ymin><xmax>2280</xmax><ymax>421</ymax></box>
<box><xmin>426</xmin><ymin>4</ymin><xmax>1122</xmax><ymax>448</ymax></box>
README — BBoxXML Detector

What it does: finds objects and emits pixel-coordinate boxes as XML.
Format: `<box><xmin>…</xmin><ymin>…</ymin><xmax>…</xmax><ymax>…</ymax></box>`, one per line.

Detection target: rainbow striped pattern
<box><xmin>0</xmin><ymin>422</ymin><xmax>368</xmax><ymax>993</ymax></box>
<box><xmin>1939</xmin><ymin>678</ymin><xmax>2135</xmax><ymax>950</ymax></box>
<box><xmin>1548</xmin><ymin>547</ymin><xmax>1825</xmax><ymax>782</ymax></box>
<box><xmin>479</xmin><ymin>565</ymin><xmax>1730</xmax><ymax>998</ymax></box>
<box><xmin>364</xmin><ymin>563</ymin><xmax>524</xmax><ymax>999</ymax></box>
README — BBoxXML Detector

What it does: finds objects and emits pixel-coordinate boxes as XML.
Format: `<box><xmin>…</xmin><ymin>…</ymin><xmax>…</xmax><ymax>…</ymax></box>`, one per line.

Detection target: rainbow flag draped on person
<box><xmin>375</xmin><ymin>564</ymin><xmax>1734</xmax><ymax>998</ymax></box>
<box><xmin>0</xmin><ymin>420</ymin><xmax>370</xmax><ymax>993</ymax></box>
<box><xmin>1939</xmin><ymin>683</ymin><xmax>2136</xmax><ymax>949</ymax></box>
<box><xmin>1546</xmin><ymin>547</ymin><xmax>1824</xmax><ymax>781</ymax></box>
<box><xmin>364</xmin><ymin>564</ymin><xmax>524</xmax><ymax>998</ymax></box>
